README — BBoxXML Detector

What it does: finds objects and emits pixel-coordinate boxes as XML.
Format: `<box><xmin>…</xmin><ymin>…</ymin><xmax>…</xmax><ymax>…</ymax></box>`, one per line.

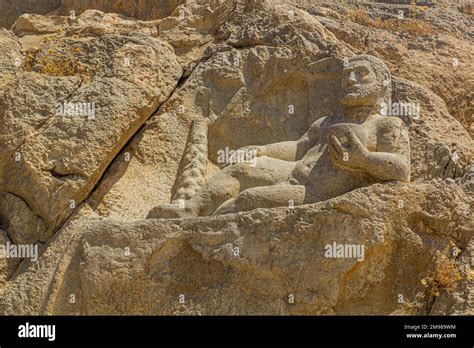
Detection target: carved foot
<box><xmin>212</xmin><ymin>198</ymin><xmax>238</xmax><ymax>216</ymax></box>
<box><xmin>146</xmin><ymin>204</ymin><xmax>196</xmax><ymax>219</ymax></box>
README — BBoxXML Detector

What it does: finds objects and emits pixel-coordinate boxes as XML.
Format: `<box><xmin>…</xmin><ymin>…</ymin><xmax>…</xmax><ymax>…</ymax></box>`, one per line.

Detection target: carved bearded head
<box><xmin>341</xmin><ymin>55</ymin><xmax>392</xmax><ymax>109</ymax></box>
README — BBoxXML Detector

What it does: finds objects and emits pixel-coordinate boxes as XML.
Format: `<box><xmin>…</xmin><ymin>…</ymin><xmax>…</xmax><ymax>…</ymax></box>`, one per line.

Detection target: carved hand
<box><xmin>328</xmin><ymin>130</ymin><xmax>369</xmax><ymax>170</ymax></box>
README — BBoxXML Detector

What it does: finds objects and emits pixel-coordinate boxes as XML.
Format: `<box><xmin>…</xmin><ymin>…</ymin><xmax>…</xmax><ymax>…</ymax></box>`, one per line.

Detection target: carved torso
<box><xmin>291</xmin><ymin>115</ymin><xmax>397</xmax><ymax>200</ymax></box>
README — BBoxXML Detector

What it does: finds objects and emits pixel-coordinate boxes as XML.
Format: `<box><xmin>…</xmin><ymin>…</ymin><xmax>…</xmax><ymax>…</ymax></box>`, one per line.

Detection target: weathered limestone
<box><xmin>0</xmin><ymin>229</ymin><xmax>21</xmax><ymax>293</ymax></box>
<box><xmin>0</xmin><ymin>0</ymin><xmax>472</xmax><ymax>316</ymax></box>
<box><xmin>172</xmin><ymin>119</ymin><xmax>209</xmax><ymax>202</ymax></box>
<box><xmin>0</xmin><ymin>0</ymin><xmax>180</xmax><ymax>29</ymax></box>
<box><xmin>300</xmin><ymin>0</ymin><xmax>474</xmax><ymax>136</ymax></box>
<box><xmin>1</xmin><ymin>181</ymin><xmax>472</xmax><ymax>315</ymax></box>
<box><xmin>0</xmin><ymin>12</ymin><xmax>183</xmax><ymax>245</ymax></box>
<box><xmin>148</xmin><ymin>54</ymin><xmax>411</xmax><ymax>218</ymax></box>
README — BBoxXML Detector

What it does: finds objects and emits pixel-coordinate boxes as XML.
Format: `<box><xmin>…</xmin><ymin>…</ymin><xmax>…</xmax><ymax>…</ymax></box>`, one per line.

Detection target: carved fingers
<box><xmin>346</xmin><ymin>130</ymin><xmax>367</xmax><ymax>154</ymax></box>
<box><xmin>329</xmin><ymin>135</ymin><xmax>347</xmax><ymax>167</ymax></box>
<box><xmin>329</xmin><ymin>135</ymin><xmax>343</xmax><ymax>159</ymax></box>
<box><xmin>329</xmin><ymin>130</ymin><xmax>368</xmax><ymax>169</ymax></box>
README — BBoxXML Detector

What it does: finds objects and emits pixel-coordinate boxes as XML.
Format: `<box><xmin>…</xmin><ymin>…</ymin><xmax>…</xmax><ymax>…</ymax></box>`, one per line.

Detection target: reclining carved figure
<box><xmin>148</xmin><ymin>54</ymin><xmax>411</xmax><ymax>218</ymax></box>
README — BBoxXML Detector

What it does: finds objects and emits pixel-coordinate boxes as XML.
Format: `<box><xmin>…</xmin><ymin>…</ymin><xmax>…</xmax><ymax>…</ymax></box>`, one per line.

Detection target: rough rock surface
<box><xmin>0</xmin><ymin>0</ymin><xmax>180</xmax><ymax>29</ymax></box>
<box><xmin>0</xmin><ymin>11</ymin><xmax>182</xmax><ymax>245</ymax></box>
<box><xmin>1</xmin><ymin>181</ymin><xmax>472</xmax><ymax>315</ymax></box>
<box><xmin>296</xmin><ymin>0</ymin><xmax>474</xmax><ymax>135</ymax></box>
<box><xmin>0</xmin><ymin>0</ymin><xmax>472</xmax><ymax>315</ymax></box>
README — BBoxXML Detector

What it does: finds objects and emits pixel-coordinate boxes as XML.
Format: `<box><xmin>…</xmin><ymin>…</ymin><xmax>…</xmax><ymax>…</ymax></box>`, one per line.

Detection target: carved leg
<box><xmin>213</xmin><ymin>184</ymin><xmax>308</xmax><ymax>215</ymax></box>
<box><xmin>147</xmin><ymin>156</ymin><xmax>295</xmax><ymax>218</ymax></box>
<box><xmin>146</xmin><ymin>203</ymin><xmax>196</xmax><ymax>219</ymax></box>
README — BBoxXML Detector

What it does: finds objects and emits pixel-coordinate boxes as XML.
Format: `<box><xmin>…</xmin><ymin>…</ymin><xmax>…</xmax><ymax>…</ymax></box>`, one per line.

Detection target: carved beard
<box><xmin>341</xmin><ymin>82</ymin><xmax>386</xmax><ymax>108</ymax></box>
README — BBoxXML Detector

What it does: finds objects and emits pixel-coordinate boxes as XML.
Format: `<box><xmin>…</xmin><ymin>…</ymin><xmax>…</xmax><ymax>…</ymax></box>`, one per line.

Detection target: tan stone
<box><xmin>1</xmin><ymin>181</ymin><xmax>472</xmax><ymax>315</ymax></box>
<box><xmin>0</xmin><ymin>0</ymin><xmax>472</xmax><ymax>316</ymax></box>
<box><xmin>0</xmin><ymin>19</ymin><xmax>182</xmax><ymax>245</ymax></box>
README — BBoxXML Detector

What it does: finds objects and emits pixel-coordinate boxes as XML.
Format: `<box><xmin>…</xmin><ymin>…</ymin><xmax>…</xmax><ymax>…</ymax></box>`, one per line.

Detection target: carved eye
<box><xmin>356</xmin><ymin>67</ymin><xmax>370</xmax><ymax>78</ymax></box>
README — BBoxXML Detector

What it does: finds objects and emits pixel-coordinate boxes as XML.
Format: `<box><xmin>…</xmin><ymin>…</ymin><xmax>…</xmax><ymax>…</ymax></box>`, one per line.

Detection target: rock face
<box><xmin>0</xmin><ymin>16</ymin><xmax>182</xmax><ymax>245</ymax></box>
<box><xmin>299</xmin><ymin>0</ymin><xmax>474</xmax><ymax>136</ymax></box>
<box><xmin>0</xmin><ymin>0</ymin><xmax>61</xmax><ymax>30</ymax></box>
<box><xmin>0</xmin><ymin>0</ymin><xmax>472</xmax><ymax>315</ymax></box>
<box><xmin>0</xmin><ymin>0</ymin><xmax>180</xmax><ymax>29</ymax></box>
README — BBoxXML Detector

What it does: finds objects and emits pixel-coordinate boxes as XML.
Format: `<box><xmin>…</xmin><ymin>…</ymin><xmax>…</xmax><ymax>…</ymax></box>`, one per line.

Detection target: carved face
<box><xmin>341</xmin><ymin>60</ymin><xmax>386</xmax><ymax>108</ymax></box>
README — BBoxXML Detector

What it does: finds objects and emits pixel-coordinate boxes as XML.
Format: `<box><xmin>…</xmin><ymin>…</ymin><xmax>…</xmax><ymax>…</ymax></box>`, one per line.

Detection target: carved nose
<box><xmin>348</xmin><ymin>71</ymin><xmax>357</xmax><ymax>85</ymax></box>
